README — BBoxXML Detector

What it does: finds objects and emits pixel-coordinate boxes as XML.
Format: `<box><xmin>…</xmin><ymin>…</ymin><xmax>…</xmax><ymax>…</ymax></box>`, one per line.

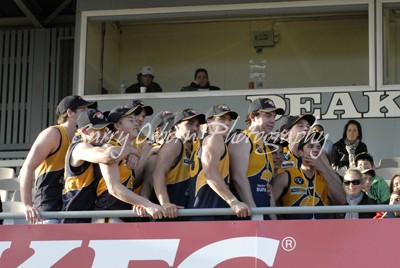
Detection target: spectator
<box><xmin>94</xmin><ymin>104</ymin><xmax>165</xmax><ymax>222</ymax></box>
<box><xmin>354</xmin><ymin>152</ymin><xmax>390</xmax><ymax>204</ymax></box>
<box><xmin>389</xmin><ymin>173</ymin><xmax>400</xmax><ymax>194</ymax></box>
<box><xmin>126</xmin><ymin>66</ymin><xmax>163</xmax><ymax>93</ymax></box>
<box><xmin>332</xmin><ymin>119</ymin><xmax>368</xmax><ymax>170</ymax></box>
<box><xmin>311</xmin><ymin>119</ymin><xmax>333</xmax><ymax>160</ymax></box>
<box><xmin>267</xmin><ymin>134</ymin><xmax>288</xmax><ymax>176</ymax></box>
<box><xmin>181</xmin><ymin>68</ymin><xmax>220</xmax><ymax>91</ymax></box>
<box><xmin>153</xmin><ymin>109</ymin><xmax>206</xmax><ymax>219</ymax></box>
<box><xmin>19</xmin><ymin>95</ymin><xmax>93</xmax><ymax>224</ymax></box>
<box><xmin>228</xmin><ymin>98</ymin><xmax>284</xmax><ymax>220</ymax></box>
<box><xmin>62</xmin><ymin>109</ymin><xmax>140</xmax><ymax>223</ymax></box>
<box><xmin>336</xmin><ymin>169</ymin><xmax>377</xmax><ymax>219</ymax></box>
<box><xmin>271</xmin><ymin>132</ymin><xmax>346</xmax><ymax>220</ymax></box>
<box><xmin>187</xmin><ymin>104</ymin><xmax>251</xmax><ymax>221</ymax></box>
<box><xmin>374</xmin><ymin>189</ymin><xmax>400</xmax><ymax>219</ymax></box>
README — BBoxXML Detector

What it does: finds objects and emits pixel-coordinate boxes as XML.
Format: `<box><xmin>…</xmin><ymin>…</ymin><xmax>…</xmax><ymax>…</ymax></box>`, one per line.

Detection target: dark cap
<box><xmin>297</xmin><ymin>131</ymin><xmax>325</xmax><ymax>151</ymax></box>
<box><xmin>160</xmin><ymin>114</ymin><xmax>175</xmax><ymax>133</ymax></box>
<box><xmin>56</xmin><ymin>95</ymin><xmax>94</xmax><ymax>115</ymax></box>
<box><xmin>77</xmin><ymin>109</ymin><xmax>110</xmax><ymax>130</ymax></box>
<box><xmin>151</xmin><ymin>111</ymin><xmax>173</xmax><ymax>130</ymax></box>
<box><xmin>107</xmin><ymin>104</ymin><xmax>142</xmax><ymax>123</ymax></box>
<box><xmin>174</xmin><ymin>108</ymin><xmax>206</xmax><ymax>125</ymax></box>
<box><xmin>355</xmin><ymin>152</ymin><xmax>374</xmax><ymax>165</ymax></box>
<box><xmin>281</xmin><ymin>114</ymin><xmax>316</xmax><ymax>131</ymax></box>
<box><xmin>248</xmin><ymin>98</ymin><xmax>284</xmax><ymax>115</ymax></box>
<box><xmin>132</xmin><ymin>99</ymin><xmax>154</xmax><ymax>115</ymax></box>
<box><xmin>266</xmin><ymin>133</ymin><xmax>289</xmax><ymax>148</ymax></box>
<box><xmin>206</xmin><ymin>104</ymin><xmax>238</xmax><ymax>120</ymax></box>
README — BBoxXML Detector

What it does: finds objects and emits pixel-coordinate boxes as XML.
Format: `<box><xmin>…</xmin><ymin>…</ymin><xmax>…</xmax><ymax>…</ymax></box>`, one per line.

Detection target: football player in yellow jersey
<box><xmin>187</xmin><ymin>104</ymin><xmax>251</xmax><ymax>219</ymax></box>
<box><xmin>153</xmin><ymin>108</ymin><xmax>206</xmax><ymax>219</ymax></box>
<box><xmin>96</xmin><ymin>104</ymin><xmax>165</xmax><ymax>221</ymax></box>
<box><xmin>20</xmin><ymin>95</ymin><xmax>93</xmax><ymax>224</ymax></box>
<box><xmin>63</xmin><ymin>109</ymin><xmax>141</xmax><ymax>223</ymax></box>
<box><xmin>271</xmin><ymin>132</ymin><xmax>346</xmax><ymax>219</ymax></box>
<box><xmin>228</xmin><ymin>98</ymin><xmax>284</xmax><ymax>220</ymax></box>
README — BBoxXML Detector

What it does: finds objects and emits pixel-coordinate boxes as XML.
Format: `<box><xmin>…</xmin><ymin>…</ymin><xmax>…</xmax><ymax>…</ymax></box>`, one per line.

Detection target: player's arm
<box><xmin>19</xmin><ymin>127</ymin><xmax>60</xmax><ymax>223</ymax></box>
<box><xmin>153</xmin><ymin>141</ymin><xmax>183</xmax><ymax>218</ymax></box>
<box><xmin>71</xmin><ymin>143</ymin><xmax>140</xmax><ymax>167</ymax></box>
<box><xmin>98</xmin><ymin>162</ymin><xmax>165</xmax><ymax>219</ymax></box>
<box><xmin>228</xmin><ymin>135</ymin><xmax>256</xmax><ymax>207</ymax></box>
<box><xmin>271</xmin><ymin>171</ymin><xmax>289</xmax><ymax>204</ymax></box>
<box><xmin>315</xmin><ymin>153</ymin><xmax>346</xmax><ymax>204</ymax></box>
<box><xmin>138</xmin><ymin>154</ymin><xmax>157</xmax><ymax>198</ymax></box>
<box><xmin>202</xmin><ymin>135</ymin><xmax>251</xmax><ymax>218</ymax></box>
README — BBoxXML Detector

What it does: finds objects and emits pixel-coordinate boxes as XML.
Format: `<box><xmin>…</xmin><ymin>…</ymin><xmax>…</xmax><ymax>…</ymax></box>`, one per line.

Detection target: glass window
<box><xmin>83</xmin><ymin>4</ymin><xmax>370</xmax><ymax>94</ymax></box>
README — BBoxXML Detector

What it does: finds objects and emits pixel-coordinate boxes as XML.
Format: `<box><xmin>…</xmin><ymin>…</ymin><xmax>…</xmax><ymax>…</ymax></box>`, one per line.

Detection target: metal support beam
<box><xmin>43</xmin><ymin>0</ymin><xmax>73</xmax><ymax>25</ymax></box>
<box><xmin>13</xmin><ymin>0</ymin><xmax>43</xmax><ymax>28</ymax></box>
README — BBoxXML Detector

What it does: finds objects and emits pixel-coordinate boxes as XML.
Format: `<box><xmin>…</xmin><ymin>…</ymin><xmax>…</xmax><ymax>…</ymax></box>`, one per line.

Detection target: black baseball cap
<box><xmin>265</xmin><ymin>133</ymin><xmax>289</xmax><ymax>148</ymax></box>
<box><xmin>281</xmin><ymin>114</ymin><xmax>316</xmax><ymax>131</ymax></box>
<box><xmin>173</xmin><ymin>108</ymin><xmax>206</xmax><ymax>125</ymax></box>
<box><xmin>56</xmin><ymin>95</ymin><xmax>94</xmax><ymax>115</ymax></box>
<box><xmin>132</xmin><ymin>99</ymin><xmax>154</xmax><ymax>116</ymax></box>
<box><xmin>355</xmin><ymin>152</ymin><xmax>374</xmax><ymax>165</ymax></box>
<box><xmin>151</xmin><ymin>111</ymin><xmax>173</xmax><ymax>130</ymax></box>
<box><xmin>248</xmin><ymin>98</ymin><xmax>284</xmax><ymax>115</ymax></box>
<box><xmin>77</xmin><ymin>109</ymin><xmax>110</xmax><ymax>130</ymax></box>
<box><xmin>160</xmin><ymin>114</ymin><xmax>175</xmax><ymax>133</ymax></box>
<box><xmin>107</xmin><ymin>104</ymin><xmax>142</xmax><ymax>123</ymax></box>
<box><xmin>297</xmin><ymin>131</ymin><xmax>325</xmax><ymax>151</ymax></box>
<box><xmin>206</xmin><ymin>104</ymin><xmax>238</xmax><ymax>120</ymax></box>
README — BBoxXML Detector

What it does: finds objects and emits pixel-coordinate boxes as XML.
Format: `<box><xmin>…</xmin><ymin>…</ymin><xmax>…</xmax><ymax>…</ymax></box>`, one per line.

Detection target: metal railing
<box><xmin>1</xmin><ymin>205</ymin><xmax>399</xmax><ymax>221</ymax></box>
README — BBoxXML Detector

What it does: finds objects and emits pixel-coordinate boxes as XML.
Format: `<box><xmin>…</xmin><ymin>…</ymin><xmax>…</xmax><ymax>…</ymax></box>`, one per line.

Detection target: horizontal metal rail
<box><xmin>1</xmin><ymin>205</ymin><xmax>399</xmax><ymax>220</ymax></box>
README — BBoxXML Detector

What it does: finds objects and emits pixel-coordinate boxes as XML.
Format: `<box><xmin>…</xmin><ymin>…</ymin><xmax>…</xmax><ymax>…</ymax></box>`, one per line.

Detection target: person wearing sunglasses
<box><xmin>336</xmin><ymin>169</ymin><xmax>377</xmax><ymax>219</ymax></box>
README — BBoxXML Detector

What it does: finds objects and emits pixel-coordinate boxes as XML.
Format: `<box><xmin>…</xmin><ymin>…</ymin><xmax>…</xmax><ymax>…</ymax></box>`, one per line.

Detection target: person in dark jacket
<box><xmin>181</xmin><ymin>68</ymin><xmax>220</xmax><ymax>91</ymax></box>
<box><xmin>336</xmin><ymin>169</ymin><xmax>377</xmax><ymax>219</ymax></box>
<box><xmin>332</xmin><ymin>119</ymin><xmax>367</xmax><ymax>170</ymax></box>
<box><xmin>126</xmin><ymin>66</ymin><xmax>163</xmax><ymax>93</ymax></box>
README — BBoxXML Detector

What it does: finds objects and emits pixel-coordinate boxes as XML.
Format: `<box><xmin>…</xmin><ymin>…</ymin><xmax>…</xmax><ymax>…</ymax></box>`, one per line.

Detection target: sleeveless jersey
<box><xmin>277</xmin><ymin>147</ymin><xmax>301</xmax><ymax>173</ymax></box>
<box><xmin>187</xmin><ymin>137</ymin><xmax>230</xmax><ymax>210</ymax></box>
<box><xmin>62</xmin><ymin>136</ymin><xmax>102</xmax><ymax>211</ymax></box>
<box><xmin>241</xmin><ymin>130</ymin><xmax>274</xmax><ymax>208</ymax></box>
<box><xmin>164</xmin><ymin>138</ymin><xmax>191</xmax><ymax>207</ymax></box>
<box><xmin>34</xmin><ymin>125</ymin><xmax>70</xmax><ymax>211</ymax></box>
<box><xmin>96</xmin><ymin>138</ymin><xmax>135</xmax><ymax>210</ymax></box>
<box><xmin>278</xmin><ymin>167</ymin><xmax>329</xmax><ymax>219</ymax></box>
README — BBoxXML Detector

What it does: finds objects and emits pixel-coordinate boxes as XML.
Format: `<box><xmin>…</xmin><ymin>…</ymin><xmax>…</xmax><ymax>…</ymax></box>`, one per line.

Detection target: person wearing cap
<box><xmin>94</xmin><ymin>104</ymin><xmax>165</xmax><ymax>222</ymax></box>
<box><xmin>149</xmin><ymin>110</ymin><xmax>174</xmax><ymax>146</ymax></box>
<box><xmin>152</xmin><ymin>108</ymin><xmax>206</xmax><ymax>219</ymax></box>
<box><xmin>278</xmin><ymin>114</ymin><xmax>316</xmax><ymax>170</ymax></box>
<box><xmin>228</xmin><ymin>98</ymin><xmax>285</xmax><ymax>220</ymax></box>
<box><xmin>125</xmin><ymin>66</ymin><xmax>163</xmax><ymax>93</ymax></box>
<box><xmin>181</xmin><ymin>68</ymin><xmax>220</xmax><ymax>91</ymax></box>
<box><xmin>19</xmin><ymin>95</ymin><xmax>94</xmax><ymax>224</ymax></box>
<box><xmin>272</xmin><ymin>132</ymin><xmax>346</xmax><ymax>219</ymax></box>
<box><xmin>62</xmin><ymin>109</ymin><xmax>140</xmax><ymax>223</ymax></box>
<box><xmin>355</xmin><ymin>152</ymin><xmax>390</xmax><ymax>204</ymax></box>
<box><xmin>266</xmin><ymin>133</ymin><xmax>289</xmax><ymax>176</ymax></box>
<box><xmin>187</xmin><ymin>104</ymin><xmax>251</xmax><ymax>220</ymax></box>
<box><xmin>311</xmin><ymin>119</ymin><xmax>333</xmax><ymax>160</ymax></box>
<box><xmin>332</xmin><ymin>119</ymin><xmax>368</xmax><ymax>170</ymax></box>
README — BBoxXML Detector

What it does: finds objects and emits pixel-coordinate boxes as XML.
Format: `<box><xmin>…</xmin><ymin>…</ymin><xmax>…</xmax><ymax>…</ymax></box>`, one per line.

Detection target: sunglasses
<box><xmin>343</xmin><ymin>179</ymin><xmax>362</xmax><ymax>186</ymax></box>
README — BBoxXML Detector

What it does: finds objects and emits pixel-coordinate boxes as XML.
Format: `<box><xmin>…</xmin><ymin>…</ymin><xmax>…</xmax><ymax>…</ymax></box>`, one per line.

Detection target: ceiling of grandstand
<box><xmin>0</xmin><ymin>0</ymin><xmax>76</xmax><ymax>28</ymax></box>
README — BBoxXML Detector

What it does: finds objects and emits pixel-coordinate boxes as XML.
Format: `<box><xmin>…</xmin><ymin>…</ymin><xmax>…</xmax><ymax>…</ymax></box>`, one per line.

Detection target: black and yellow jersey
<box><xmin>277</xmin><ymin>147</ymin><xmax>301</xmax><ymax>174</ymax></box>
<box><xmin>62</xmin><ymin>135</ymin><xmax>102</xmax><ymax>223</ymax></box>
<box><xmin>33</xmin><ymin>125</ymin><xmax>70</xmax><ymax>211</ymax></box>
<box><xmin>95</xmin><ymin>138</ymin><xmax>135</xmax><ymax>210</ymax></box>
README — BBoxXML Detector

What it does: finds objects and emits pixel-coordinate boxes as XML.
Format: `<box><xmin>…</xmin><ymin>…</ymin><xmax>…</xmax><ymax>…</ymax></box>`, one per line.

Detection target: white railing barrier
<box><xmin>1</xmin><ymin>205</ymin><xmax>400</xmax><ymax>221</ymax></box>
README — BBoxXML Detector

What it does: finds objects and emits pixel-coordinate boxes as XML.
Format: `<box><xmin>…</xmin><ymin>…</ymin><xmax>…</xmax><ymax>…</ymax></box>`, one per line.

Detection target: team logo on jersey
<box><xmin>255</xmin><ymin>144</ymin><xmax>263</xmax><ymax>154</ymax></box>
<box><xmin>294</xmin><ymin>176</ymin><xmax>304</xmax><ymax>185</ymax></box>
<box><xmin>283</xmin><ymin>153</ymin><xmax>290</xmax><ymax>161</ymax></box>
